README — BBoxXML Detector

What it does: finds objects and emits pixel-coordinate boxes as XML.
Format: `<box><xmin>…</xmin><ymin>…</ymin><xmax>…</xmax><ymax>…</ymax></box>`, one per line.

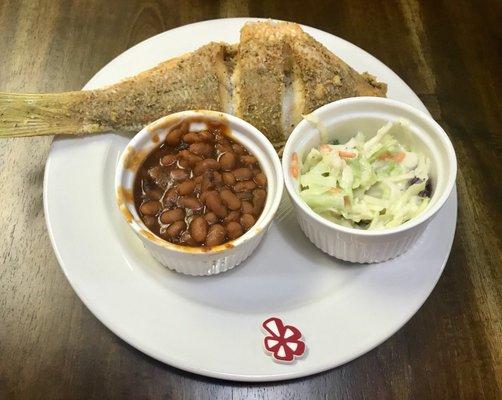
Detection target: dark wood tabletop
<box><xmin>1</xmin><ymin>0</ymin><xmax>500</xmax><ymax>399</ymax></box>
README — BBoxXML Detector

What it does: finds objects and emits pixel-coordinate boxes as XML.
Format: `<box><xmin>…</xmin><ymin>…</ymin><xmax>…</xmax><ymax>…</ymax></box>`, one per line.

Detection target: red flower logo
<box><xmin>262</xmin><ymin>317</ymin><xmax>306</xmax><ymax>362</ymax></box>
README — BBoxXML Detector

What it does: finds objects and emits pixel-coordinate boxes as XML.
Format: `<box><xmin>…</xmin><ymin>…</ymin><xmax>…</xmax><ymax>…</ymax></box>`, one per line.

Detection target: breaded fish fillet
<box><xmin>233</xmin><ymin>21</ymin><xmax>386</xmax><ymax>146</ymax></box>
<box><xmin>0</xmin><ymin>21</ymin><xmax>386</xmax><ymax>147</ymax></box>
<box><xmin>233</xmin><ymin>22</ymin><xmax>289</xmax><ymax>145</ymax></box>
<box><xmin>284</xmin><ymin>22</ymin><xmax>385</xmax><ymax>112</ymax></box>
<box><xmin>84</xmin><ymin>42</ymin><xmax>236</xmax><ymax>131</ymax></box>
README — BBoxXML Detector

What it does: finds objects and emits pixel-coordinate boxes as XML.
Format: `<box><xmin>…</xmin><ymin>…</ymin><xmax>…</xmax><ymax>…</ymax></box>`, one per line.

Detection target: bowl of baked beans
<box><xmin>115</xmin><ymin>110</ymin><xmax>283</xmax><ymax>276</ymax></box>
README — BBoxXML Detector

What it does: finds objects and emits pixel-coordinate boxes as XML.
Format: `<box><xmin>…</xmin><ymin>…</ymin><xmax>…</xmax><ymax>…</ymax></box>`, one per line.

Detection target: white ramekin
<box><xmin>282</xmin><ymin>97</ymin><xmax>457</xmax><ymax>263</ymax></box>
<box><xmin>115</xmin><ymin>110</ymin><xmax>283</xmax><ymax>276</ymax></box>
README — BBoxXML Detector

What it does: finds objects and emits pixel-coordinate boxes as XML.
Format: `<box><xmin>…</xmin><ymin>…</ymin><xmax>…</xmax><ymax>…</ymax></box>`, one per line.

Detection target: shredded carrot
<box><xmin>344</xmin><ymin>196</ymin><xmax>350</xmax><ymax>207</ymax></box>
<box><xmin>393</xmin><ymin>152</ymin><xmax>405</xmax><ymax>163</ymax></box>
<box><xmin>290</xmin><ymin>152</ymin><xmax>299</xmax><ymax>178</ymax></box>
<box><xmin>329</xmin><ymin>187</ymin><xmax>340</xmax><ymax>194</ymax></box>
<box><xmin>378</xmin><ymin>152</ymin><xmax>392</xmax><ymax>161</ymax></box>
<box><xmin>378</xmin><ymin>151</ymin><xmax>405</xmax><ymax>163</ymax></box>
<box><xmin>339</xmin><ymin>150</ymin><xmax>357</xmax><ymax>159</ymax></box>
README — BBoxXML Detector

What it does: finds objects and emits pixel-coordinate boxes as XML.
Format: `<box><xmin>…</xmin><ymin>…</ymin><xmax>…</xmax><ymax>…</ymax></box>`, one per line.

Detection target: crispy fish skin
<box><xmin>75</xmin><ymin>42</ymin><xmax>232</xmax><ymax>131</ymax></box>
<box><xmin>233</xmin><ymin>22</ymin><xmax>287</xmax><ymax>146</ymax></box>
<box><xmin>82</xmin><ymin>24</ymin><xmax>386</xmax><ymax>139</ymax></box>
<box><xmin>238</xmin><ymin>22</ymin><xmax>386</xmax><ymax>126</ymax></box>
<box><xmin>283</xmin><ymin>21</ymin><xmax>386</xmax><ymax>113</ymax></box>
<box><xmin>232</xmin><ymin>21</ymin><xmax>387</xmax><ymax>145</ymax></box>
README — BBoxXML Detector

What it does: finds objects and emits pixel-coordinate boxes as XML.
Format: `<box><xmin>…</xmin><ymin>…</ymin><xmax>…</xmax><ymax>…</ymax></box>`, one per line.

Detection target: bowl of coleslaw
<box><xmin>282</xmin><ymin>97</ymin><xmax>456</xmax><ymax>263</ymax></box>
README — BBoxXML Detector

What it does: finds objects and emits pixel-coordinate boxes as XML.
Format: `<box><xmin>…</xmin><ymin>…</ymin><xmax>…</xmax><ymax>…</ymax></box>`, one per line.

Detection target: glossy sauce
<box><xmin>133</xmin><ymin>118</ymin><xmax>267</xmax><ymax>247</ymax></box>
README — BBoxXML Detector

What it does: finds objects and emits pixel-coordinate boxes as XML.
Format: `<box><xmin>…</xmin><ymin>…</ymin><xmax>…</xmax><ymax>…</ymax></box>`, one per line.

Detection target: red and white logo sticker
<box><xmin>262</xmin><ymin>317</ymin><xmax>306</xmax><ymax>363</ymax></box>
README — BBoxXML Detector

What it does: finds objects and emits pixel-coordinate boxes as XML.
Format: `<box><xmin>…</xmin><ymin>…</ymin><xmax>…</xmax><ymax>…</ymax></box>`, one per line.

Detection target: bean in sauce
<box><xmin>133</xmin><ymin>118</ymin><xmax>267</xmax><ymax>247</ymax></box>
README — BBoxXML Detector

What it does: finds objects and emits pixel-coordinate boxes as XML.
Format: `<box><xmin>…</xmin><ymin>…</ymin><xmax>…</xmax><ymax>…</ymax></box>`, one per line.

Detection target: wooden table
<box><xmin>1</xmin><ymin>1</ymin><xmax>500</xmax><ymax>398</ymax></box>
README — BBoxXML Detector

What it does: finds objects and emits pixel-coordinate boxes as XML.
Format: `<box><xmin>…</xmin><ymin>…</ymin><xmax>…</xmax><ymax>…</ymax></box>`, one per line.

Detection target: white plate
<box><xmin>44</xmin><ymin>18</ymin><xmax>457</xmax><ymax>381</ymax></box>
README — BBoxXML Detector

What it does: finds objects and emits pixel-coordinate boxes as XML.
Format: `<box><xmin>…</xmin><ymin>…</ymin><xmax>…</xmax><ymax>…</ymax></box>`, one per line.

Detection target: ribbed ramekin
<box><xmin>115</xmin><ymin>110</ymin><xmax>283</xmax><ymax>275</ymax></box>
<box><xmin>282</xmin><ymin>97</ymin><xmax>457</xmax><ymax>263</ymax></box>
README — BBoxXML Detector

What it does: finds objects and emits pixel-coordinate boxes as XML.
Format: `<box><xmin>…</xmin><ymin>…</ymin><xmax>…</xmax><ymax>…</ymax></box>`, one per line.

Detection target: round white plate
<box><xmin>44</xmin><ymin>18</ymin><xmax>457</xmax><ymax>381</ymax></box>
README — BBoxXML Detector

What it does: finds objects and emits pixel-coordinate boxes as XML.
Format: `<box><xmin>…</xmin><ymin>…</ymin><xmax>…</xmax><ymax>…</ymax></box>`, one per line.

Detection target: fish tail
<box><xmin>0</xmin><ymin>91</ymin><xmax>110</xmax><ymax>138</ymax></box>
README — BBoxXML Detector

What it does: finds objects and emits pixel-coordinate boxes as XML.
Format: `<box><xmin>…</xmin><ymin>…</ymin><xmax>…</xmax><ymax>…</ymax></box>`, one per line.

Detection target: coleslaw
<box><xmin>299</xmin><ymin>120</ymin><xmax>432</xmax><ymax>230</ymax></box>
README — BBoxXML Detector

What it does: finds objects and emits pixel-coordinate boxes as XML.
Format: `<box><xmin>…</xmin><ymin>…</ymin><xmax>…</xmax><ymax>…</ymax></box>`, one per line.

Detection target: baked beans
<box><xmin>134</xmin><ymin>118</ymin><xmax>267</xmax><ymax>247</ymax></box>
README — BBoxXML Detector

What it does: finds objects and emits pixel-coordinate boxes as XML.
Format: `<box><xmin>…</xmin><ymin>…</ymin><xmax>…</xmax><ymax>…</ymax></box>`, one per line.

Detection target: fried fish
<box><xmin>0</xmin><ymin>21</ymin><xmax>386</xmax><ymax>147</ymax></box>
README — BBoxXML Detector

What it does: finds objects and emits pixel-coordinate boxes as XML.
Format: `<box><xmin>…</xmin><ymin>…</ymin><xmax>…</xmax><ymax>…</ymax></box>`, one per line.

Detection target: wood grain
<box><xmin>0</xmin><ymin>0</ymin><xmax>500</xmax><ymax>399</ymax></box>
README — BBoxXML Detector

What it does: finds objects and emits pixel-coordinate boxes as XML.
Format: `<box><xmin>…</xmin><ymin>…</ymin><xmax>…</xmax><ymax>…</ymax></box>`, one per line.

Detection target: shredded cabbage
<box><xmin>299</xmin><ymin>119</ymin><xmax>432</xmax><ymax>230</ymax></box>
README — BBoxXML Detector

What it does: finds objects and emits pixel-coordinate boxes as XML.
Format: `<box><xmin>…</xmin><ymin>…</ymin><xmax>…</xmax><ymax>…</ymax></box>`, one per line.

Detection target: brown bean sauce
<box><xmin>133</xmin><ymin>118</ymin><xmax>267</xmax><ymax>247</ymax></box>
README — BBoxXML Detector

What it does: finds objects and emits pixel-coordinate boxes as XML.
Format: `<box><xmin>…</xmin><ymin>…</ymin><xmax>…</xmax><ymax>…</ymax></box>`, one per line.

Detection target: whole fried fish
<box><xmin>0</xmin><ymin>21</ymin><xmax>386</xmax><ymax>147</ymax></box>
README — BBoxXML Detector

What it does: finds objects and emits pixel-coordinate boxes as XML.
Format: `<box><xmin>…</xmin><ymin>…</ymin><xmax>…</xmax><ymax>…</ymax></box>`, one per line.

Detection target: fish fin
<box><xmin>0</xmin><ymin>92</ymin><xmax>110</xmax><ymax>138</ymax></box>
